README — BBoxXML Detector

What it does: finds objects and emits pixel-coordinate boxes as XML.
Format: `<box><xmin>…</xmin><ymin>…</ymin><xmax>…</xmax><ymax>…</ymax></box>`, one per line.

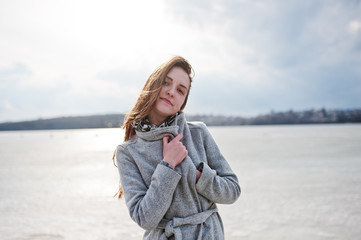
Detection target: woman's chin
<box><xmin>157</xmin><ymin>107</ymin><xmax>176</xmax><ymax>117</ymax></box>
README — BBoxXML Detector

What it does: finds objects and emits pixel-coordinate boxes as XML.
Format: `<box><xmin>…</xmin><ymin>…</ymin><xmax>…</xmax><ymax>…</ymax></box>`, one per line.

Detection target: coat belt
<box><xmin>157</xmin><ymin>207</ymin><xmax>218</xmax><ymax>239</ymax></box>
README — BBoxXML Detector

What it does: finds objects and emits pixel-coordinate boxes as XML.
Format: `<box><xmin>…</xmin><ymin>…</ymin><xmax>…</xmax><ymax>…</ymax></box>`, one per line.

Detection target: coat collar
<box><xmin>135</xmin><ymin>112</ymin><xmax>186</xmax><ymax>141</ymax></box>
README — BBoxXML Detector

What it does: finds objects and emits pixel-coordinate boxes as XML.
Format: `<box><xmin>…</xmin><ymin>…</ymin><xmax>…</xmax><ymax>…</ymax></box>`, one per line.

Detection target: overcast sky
<box><xmin>1</xmin><ymin>0</ymin><xmax>360</xmax><ymax>122</ymax></box>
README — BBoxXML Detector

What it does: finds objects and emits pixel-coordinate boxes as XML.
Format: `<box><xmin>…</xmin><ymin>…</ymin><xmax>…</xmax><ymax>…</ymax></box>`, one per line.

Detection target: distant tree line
<box><xmin>186</xmin><ymin>108</ymin><xmax>361</xmax><ymax>126</ymax></box>
<box><xmin>0</xmin><ymin>108</ymin><xmax>360</xmax><ymax>131</ymax></box>
<box><xmin>0</xmin><ymin>114</ymin><xmax>125</xmax><ymax>131</ymax></box>
<box><xmin>245</xmin><ymin>108</ymin><xmax>361</xmax><ymax>125</ymax></box>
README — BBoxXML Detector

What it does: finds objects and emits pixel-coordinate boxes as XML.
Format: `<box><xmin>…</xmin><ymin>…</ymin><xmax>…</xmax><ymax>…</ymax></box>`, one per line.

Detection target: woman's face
<box><xmin>149</xmin><ymin>66</ymin><xmax>190</xmax><ymax>125</ymax></box>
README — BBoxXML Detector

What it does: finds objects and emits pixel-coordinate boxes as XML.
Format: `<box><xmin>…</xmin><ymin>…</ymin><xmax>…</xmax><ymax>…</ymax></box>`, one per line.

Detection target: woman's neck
<box><xmin>147</xmin><ymin>113</ymin><xmax>167</xmax><ymax>126</ymax></box>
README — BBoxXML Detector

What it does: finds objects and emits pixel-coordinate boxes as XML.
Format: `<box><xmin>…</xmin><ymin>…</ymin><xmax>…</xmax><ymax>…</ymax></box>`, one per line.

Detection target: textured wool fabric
<box><xmin>116</xmin><ymin>112</ymin><xmax>241</xmax><ymax>239</ymax></box>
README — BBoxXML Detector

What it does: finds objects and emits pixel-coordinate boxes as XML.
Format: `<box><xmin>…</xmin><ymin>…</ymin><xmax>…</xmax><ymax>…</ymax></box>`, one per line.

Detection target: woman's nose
<box><xmin>167</xmin><ymin>87</ymin><xmax>175</xmax><ymax>96</ymax></box>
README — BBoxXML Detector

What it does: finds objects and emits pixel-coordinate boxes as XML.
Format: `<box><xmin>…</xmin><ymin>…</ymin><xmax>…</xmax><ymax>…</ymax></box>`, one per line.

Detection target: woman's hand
<box><xmin>196</xmin><ymin>170</ymin><xmax>201</xmax><ymax>182</ymax></box>
<box><xmin>162</xmin><ymin>134</ymin><xmax>188</xmax><ymax>169</ymax></box>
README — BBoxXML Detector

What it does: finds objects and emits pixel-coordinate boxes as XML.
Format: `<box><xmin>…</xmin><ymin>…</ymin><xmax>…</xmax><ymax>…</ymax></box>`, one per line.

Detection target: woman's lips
<box><xmin>160</xmin><ymin>97</ymin><xmax>173</xmax><ymax>106</ymax></box>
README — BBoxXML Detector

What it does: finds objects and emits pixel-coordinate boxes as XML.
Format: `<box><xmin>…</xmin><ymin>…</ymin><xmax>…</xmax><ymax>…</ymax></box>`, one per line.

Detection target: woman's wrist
<box><xmin>163</xmin><ymin>159</ymin><xmax>176</xmax><ymax>169</ymax></box>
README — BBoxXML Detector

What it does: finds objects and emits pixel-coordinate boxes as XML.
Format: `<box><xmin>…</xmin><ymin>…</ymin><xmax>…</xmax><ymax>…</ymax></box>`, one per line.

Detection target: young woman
<box><xmin>114</xmin><ymin>56</ymin><xmax>241</xmax><ymax>239</ymax></box>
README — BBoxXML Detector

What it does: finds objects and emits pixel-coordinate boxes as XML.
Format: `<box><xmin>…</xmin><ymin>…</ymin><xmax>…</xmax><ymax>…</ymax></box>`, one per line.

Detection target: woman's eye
<box><xmin>163</xmin><ymin>81</ymin><xmax>170</xmax><ymax>86</ymax></box>
<box><xmin>178</xmin><ymin>89</ymin><xmax>184</xmax><ymax>95</ymax></box>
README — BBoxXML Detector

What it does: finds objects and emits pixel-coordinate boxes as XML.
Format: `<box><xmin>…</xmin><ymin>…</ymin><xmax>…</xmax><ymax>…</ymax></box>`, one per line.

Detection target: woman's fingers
<box><xmin>171</xmin><ymin>133</ymin><xmax>183</xmax><ymax>143</ymax></box>
<box><xmin>162</xmin><ymin>134</ymin><xmax>188</xmax><ymax>168</ymax></box>
<box><xmin>163</xmin><ymin>136</ymin><xmax>170</xmax><ymax>146</ymax></box>
<box><xmin>163</xmin><ymin>134</ymin><xmax>183</xmax><ymax>146</ymax></box>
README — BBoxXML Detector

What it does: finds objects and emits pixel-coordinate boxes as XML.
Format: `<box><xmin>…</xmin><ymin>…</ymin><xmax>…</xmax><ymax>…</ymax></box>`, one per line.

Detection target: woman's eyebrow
<box><xmin>166</xmin><ymin>75</ymin><xmax>188</xmax><ymax>90</ymax></box>
<box><xmin>180</xmin><ymin>84</ymin><xmax>188</xmax><ymax>90</ymax></box>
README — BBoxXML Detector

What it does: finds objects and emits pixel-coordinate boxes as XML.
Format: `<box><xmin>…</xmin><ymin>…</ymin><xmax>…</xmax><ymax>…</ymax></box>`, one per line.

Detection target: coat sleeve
<box><xmin>116</xmin><ymin>145</ymin><xmax>182</xmax><ymax>230</ymax></box>
<box><xmin>195</xmin><ymin>124</ymin><xmax>241</xmax><ymax>204</ymax></box>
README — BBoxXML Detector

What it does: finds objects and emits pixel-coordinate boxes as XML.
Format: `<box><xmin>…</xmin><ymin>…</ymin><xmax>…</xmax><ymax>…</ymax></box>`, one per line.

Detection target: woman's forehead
<box><xmin>167</xmin><ymin>67</ymin><xmax>190</xmax><ymax>88</ymax></box>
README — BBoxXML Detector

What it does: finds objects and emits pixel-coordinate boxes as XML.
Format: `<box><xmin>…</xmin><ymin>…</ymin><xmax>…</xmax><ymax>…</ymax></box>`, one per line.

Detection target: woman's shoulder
<box><xmin>115</xmin><ymin>137</ymin><xmax>140</xmax><ymax>164</ymax></box>
<box><xmin>186</xmin><ymin>121</ymin><xmax>215</xmax><ymax>141</ymax></box>
<box><xmin>187</xmin><ymin>121</ymin><xmax>208</xmax><ymax>131</ymax></box>
<box><xmin>116</xmin><ymin>135</ymin><xmax>138</xmax><ymax>151</ymax></box>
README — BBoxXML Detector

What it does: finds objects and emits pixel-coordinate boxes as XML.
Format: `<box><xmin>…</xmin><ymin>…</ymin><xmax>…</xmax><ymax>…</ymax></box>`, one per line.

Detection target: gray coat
<box><xmin>116</xmin><ymin>113</ymin><xmax>241</xmax><ymax>239</ymax></box>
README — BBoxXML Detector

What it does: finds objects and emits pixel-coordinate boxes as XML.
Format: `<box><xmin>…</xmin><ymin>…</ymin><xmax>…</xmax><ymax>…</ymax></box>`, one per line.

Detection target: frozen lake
<box><xmin>1</xmin><ymin>124</ymin><xmax>361</xmax><ymax>239</ymax></box>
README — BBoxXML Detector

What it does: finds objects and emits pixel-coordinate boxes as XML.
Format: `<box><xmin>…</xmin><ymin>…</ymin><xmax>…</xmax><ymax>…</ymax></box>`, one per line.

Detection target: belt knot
<box><xmin>158</xmin><ymin>206</ymin><xmax>218</xmax><ymax>239</ymax></box>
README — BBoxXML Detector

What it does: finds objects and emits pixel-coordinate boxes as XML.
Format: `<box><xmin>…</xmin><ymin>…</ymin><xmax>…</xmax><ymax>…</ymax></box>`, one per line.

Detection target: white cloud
<box><xmin>348</xmin><ymin>20</ymin><xmax>361</xmax><ymax>34</ymax></box>
<box><xmin>3</xmin><ymin>100</ymin><xmax>16</xmax><ymax>111</ymax></box>
<box><xmin>164</xmin><ymin>0</ymin><xmax>361</xmax><ymax>115</ymax></box>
